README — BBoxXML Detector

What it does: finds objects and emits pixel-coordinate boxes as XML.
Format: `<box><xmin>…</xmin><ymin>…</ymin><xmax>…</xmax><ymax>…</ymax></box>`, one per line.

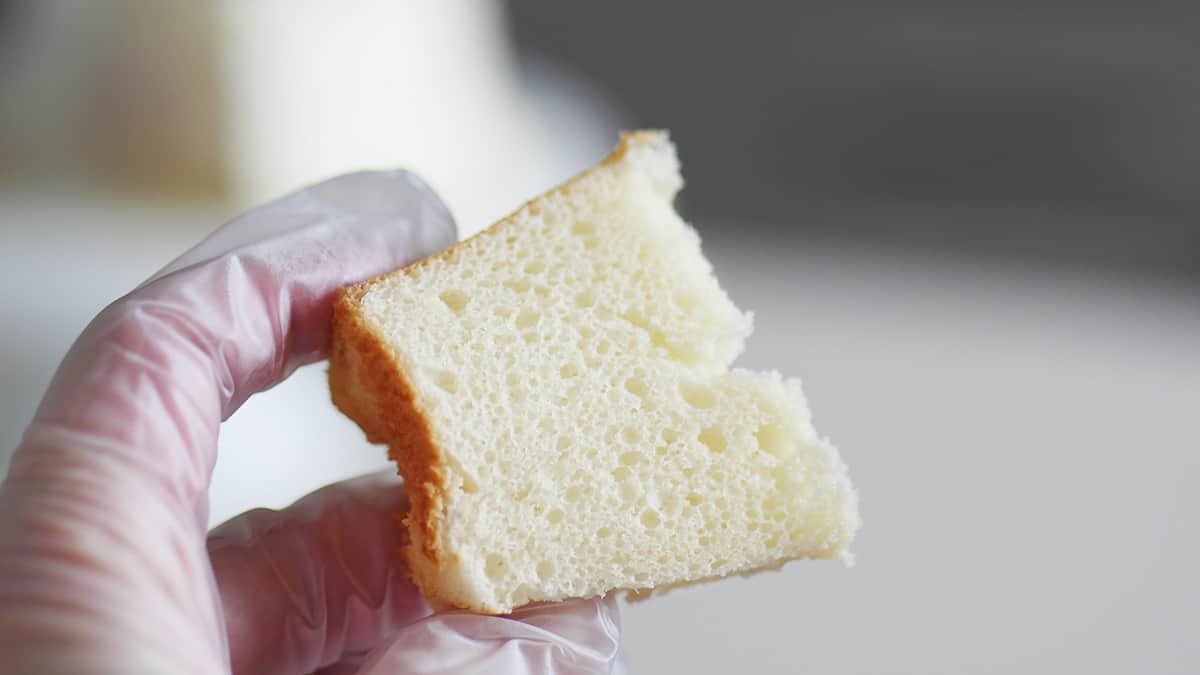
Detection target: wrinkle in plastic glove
<box><xmin>0</xmin><ymin>171</ymin><xmax>622</xmax><ymax>674</ymax></box>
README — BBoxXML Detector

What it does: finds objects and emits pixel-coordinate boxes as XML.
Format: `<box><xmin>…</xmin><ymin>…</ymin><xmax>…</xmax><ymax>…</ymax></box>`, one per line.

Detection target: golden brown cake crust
<box><xmin>329</xmin><ymin>284</ymin><xmax>446</xmax><ymax>567</ymax></box>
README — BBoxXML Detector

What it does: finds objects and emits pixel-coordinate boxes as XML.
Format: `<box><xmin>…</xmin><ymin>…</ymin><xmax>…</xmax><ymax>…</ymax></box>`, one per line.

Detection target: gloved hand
<box><xmin>0</xmin><ymin>171</ymin><xmax>621</xmax><ymax>675</ymax></box>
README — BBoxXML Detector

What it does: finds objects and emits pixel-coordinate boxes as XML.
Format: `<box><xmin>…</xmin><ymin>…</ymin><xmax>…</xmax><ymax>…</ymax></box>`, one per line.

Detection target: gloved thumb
<box><xmin>208</xmin><ymin>471</ymin><xmax>427</xmax><ymax>675</ymax></box>
<box><xmin>209</xmin><ymin>471</ymin><xmax>622</xmax><ymax>675</ymax></box>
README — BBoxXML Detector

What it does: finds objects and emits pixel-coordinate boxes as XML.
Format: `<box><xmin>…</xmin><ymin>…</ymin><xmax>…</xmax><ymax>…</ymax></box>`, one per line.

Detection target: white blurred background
<box><xmin>1</xmin><ymin>2</ymin><xmax>1197</xmax><ymax>673</ymax></box>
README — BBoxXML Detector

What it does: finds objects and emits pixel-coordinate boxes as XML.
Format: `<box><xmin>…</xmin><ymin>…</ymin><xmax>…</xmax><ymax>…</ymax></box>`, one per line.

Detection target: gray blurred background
<box><xmin>509</xmin><ymin>2</ymin><xmax>1200</xmax><ymax>275</ymax></box>
<box><xmin>1</xmin><ymin>2</ymin><xmax>1197</xmax><ymax>674</ymax></box>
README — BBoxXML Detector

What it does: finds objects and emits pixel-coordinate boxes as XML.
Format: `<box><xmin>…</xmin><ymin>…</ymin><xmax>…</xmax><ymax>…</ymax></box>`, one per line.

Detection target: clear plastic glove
<box><xmin>0</xmin><ymin>171</ymin><xmax>622</xmax><ymax>674</ymax></box>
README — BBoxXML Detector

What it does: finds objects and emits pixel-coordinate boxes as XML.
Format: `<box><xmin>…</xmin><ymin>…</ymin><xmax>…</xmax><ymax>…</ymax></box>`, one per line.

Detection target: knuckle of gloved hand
<box><xmin>90</xmin><ymin>287</ymin><xmax>216</xmax><ymax>364</ymax></box>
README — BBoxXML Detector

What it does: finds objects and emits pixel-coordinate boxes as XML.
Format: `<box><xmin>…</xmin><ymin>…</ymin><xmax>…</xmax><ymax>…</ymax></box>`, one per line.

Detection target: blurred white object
<box><xmin>1</xmin><ymin>0</ymin><xmax>623</xmax><ymax>235</ymax></box>
<box><xmin>218</xmin><ymin>0</ymin><xmax>543</xmax><ymax>236</ymax></box>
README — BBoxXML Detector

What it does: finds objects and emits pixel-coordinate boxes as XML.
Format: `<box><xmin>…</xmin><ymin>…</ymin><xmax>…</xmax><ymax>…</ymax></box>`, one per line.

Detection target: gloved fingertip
<box><xmin>210</xmin><ymin>469</ymin><xmax>437</xmax><ymax>675</ymax></box>
<box><xmin>147</xmin><ymin>169</ymin><xmax>457</xmax><ymax>286</ymax></box>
